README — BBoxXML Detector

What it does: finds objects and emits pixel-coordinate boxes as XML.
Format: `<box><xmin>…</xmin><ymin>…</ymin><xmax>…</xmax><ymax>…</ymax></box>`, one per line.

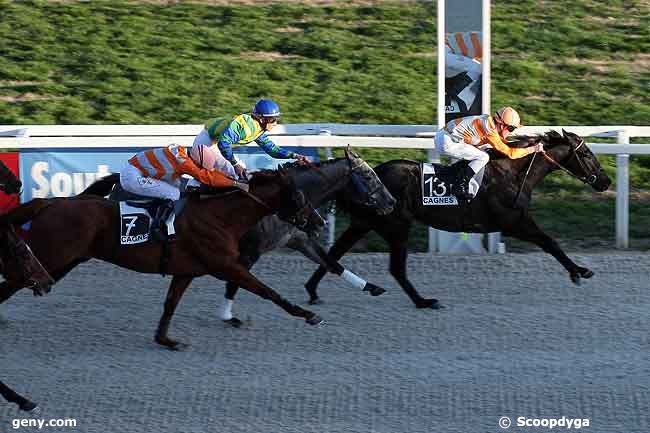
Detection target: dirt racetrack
<box><xmin>1</xmin><ymin>252</ymin><xmax>649</xmax><ymax>433</ymax></box>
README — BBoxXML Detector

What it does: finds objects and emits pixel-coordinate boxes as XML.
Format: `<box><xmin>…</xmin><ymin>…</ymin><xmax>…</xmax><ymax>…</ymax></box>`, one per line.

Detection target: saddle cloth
<box><xmin>421</xmin><ymin>162</ymin><xmax>483</xmax><ymax>206</ymax></box>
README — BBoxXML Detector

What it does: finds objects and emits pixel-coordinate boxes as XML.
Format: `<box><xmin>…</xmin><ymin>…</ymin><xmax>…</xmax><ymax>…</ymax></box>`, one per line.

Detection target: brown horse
<box><xmin>0</xmin><ymin>165</ymin><xmax>326</xmax><ymax>349</ymax></box>
<box><xmin>0</xmin><ymin>159</ymin><xmax>39</xmax><ymax>411</ymax></box>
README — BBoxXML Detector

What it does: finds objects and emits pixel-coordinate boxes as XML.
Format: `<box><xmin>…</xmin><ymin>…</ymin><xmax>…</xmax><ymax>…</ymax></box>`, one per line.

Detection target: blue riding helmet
<box><xmin>252</xmin><ymin>99</ymin><xmax>281</xmax><ymax>118</ymax></box>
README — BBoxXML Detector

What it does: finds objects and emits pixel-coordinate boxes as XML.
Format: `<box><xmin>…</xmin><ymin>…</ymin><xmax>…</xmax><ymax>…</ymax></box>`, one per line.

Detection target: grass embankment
<box><xmin>0</xmin><ymin>0</ymin><xmax>648</xmax><ymax>250</ymax></box>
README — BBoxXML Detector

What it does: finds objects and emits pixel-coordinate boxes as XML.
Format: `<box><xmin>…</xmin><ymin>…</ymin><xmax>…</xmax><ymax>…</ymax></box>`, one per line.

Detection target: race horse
<box><xmin>214</xmin><ymin>151</ymin><xmax>396</xmax><ymax>326</ymax></box>
<box><xmin>0</xmin><ymin>159</ymin><xmax>40</xmax><ymax>411</ymax></box>
<box><xmin>79</xmin><ymin>149</ymin><xmax>396</xmax><ymax>338</ymax></box>
<box><xmin>305</xmin><ymin>130</ymin><xmax>612</xmax><ymax>308</ymax></box>
<box><xmin>0</xmin><ymin>152</ymin><xmax>393</xmax><ymax>349</ymax></box>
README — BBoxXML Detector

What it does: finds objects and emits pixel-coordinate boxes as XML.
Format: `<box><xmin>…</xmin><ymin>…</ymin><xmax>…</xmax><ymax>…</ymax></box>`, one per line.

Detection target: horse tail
<box><xmin>0</xmin><ymin>199</ymin><xmax>53</xmax><ymax>227</ymax></box>
<box><xmin>80</xmin><ymin>173</ymin><xmax>119</xmax><ymax>197</ymax></box>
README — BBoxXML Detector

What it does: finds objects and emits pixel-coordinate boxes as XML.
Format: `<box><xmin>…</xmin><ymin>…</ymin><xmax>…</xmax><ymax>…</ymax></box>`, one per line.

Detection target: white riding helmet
<box><xmin>495</xmin><ymin>106</ymin><xmax>523</xmax><ymax>129</ymax></box>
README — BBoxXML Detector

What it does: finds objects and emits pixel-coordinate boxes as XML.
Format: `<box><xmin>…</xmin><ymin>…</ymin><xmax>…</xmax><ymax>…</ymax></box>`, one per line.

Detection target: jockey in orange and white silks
<box><xmin>434</xmin><ymin>107</ymin><xmax>544</xmax><ymax>199</ymax></box>
<box><xmin>445</xmin><ymin>31</ymin><xmax>482</xmax><ymax>114</ymax></box>
<box><xmin>121</xmin><ymin>144</ymin><xmax>237</xmax><ymax>201</ymax></box>
<box><xmin>120</xmin><ymin>144</ymin><xmax>244</xmax><ymax>240</ymax></box>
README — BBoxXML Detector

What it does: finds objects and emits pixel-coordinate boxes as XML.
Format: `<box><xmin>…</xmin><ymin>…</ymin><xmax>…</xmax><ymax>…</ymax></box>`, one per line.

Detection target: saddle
<box><xmin>421</xmin><ymin>160</ymin><xmax>482</xmax><ymax>206</ymax></box>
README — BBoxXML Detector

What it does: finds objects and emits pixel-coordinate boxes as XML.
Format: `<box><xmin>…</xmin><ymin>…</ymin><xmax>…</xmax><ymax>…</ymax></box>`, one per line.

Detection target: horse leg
<box><xmin>382</xmin><ymin>227</ymin><xmax>442</xmax><ymax>309</ymax></box>
<box><xmin>0</xmin><ymin>282</ymin><xmax>23</xmax><ymax>304</ymax></box>
<box><xmin>221</xmin><ymin>252</ymin><xmax>260</xmax><ymax>328</ymax></box>
<box><xmin>303</xmin><ymin>224</ymin><xmax>371</xmax><ymax>302</ymax></box>
<box><xmin>0</xmin><ymin>380</ymin><xmax>37</xmax><ymax>412</ymax></box>
<box><xmin>505</xmin><ymin>216</ymin><xmax>592</xmax><ymax>285</ymax></box>
<box><xmin>155</xmin><ymin>276</ymin><xmax>193</xmax><ymax>350</ymax></box>
<box><xmin>287</xmin><ymin>233</ymin><xmax>385</xmax><ymax>304</ymax></box>
<box><xmin>218</xmin><ymin>262</ymin><xmax>323</xmax><ymax>325</ymax></box>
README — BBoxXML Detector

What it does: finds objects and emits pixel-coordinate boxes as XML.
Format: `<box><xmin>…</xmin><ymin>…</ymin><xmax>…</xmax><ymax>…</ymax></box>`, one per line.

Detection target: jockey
<box><xmin>445</xmin><ymin>31</ymin><xmax>482</xmax><ymax>114</ymax></box>
<box><xmin>120</xmin><ymin>143</ymin><xmax>242</xmax><ymax>240</ymax></box>
<box><xmin>193</xmin><ymin>99</ymin><xmax>310</xmax><ymax>179</ymax></box>
<box><xmin>434</xmin><ymin>106</ymin><xmax>544</xmax><ymax>200</ymax></box>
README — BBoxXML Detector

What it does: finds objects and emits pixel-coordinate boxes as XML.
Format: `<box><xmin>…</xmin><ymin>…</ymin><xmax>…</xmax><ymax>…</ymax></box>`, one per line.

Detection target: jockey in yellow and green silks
<box><xmin>192</xmin><ymin>99</ymin><xmax>310</xmax><ymax>179</ymax></box>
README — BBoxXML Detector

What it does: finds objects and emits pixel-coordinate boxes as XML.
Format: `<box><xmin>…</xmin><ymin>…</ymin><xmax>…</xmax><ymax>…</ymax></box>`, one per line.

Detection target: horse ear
<box><xmin>345</xmin><ymin>146</ymin><xmax>360</xmax><ymax>160</ymax></box>
<box><xmin>561</xmin><ymin>128</ymin><xmax>569</xmax><ymax>139</ymax></box>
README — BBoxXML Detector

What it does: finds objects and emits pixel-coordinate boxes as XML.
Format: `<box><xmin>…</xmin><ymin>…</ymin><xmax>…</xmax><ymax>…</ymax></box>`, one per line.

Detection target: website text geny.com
<box><xmin>11</xmin><ymin>418</ymin><xmax>77</xmax><ymax>430</ymax></box>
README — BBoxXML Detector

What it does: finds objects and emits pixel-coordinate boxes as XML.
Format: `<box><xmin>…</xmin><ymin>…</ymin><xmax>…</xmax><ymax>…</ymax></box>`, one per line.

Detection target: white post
<box><xmin>320</xmin><ymin>129</ymin><xmax>336</xmax><ymax>249</ymax></box>
<box><xmin>430</xmin><ymin>0</ymin><xmax>446</xmax><ymax>254</ymax></box>
<box><xmin>482</xmin><ymin>0</ymin><xmax>500</xmax><ymax>254</ymax></box>
<box><xmin>616</xmin><ymin>129</ymin><xmax>629</xmax><ymax>249</ymax></box>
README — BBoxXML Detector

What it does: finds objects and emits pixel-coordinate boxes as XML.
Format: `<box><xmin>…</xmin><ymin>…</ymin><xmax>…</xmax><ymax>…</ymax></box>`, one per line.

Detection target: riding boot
<box><xmin>453</xmin><ymin>165</ymin><xmax>476</xmax><ymax>202</ymax></box>
<box><xmin>150</xmin><ymin>199</ymin><xmax>175</xmax><ymax>242</ymax></box>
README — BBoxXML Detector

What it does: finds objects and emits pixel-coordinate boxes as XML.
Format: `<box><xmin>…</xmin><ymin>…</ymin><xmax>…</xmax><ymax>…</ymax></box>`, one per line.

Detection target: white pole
<box><xmin>616</xmin><ymin>129</ymin><xmax>630</xmax><ymax>249</ymax></box>
<box><xmin>320</xmin><ymin>129</ymin><xmax>336</xmax><ymax>249</ymax></box>
<box><xmin>482</xmin><ymin>0</ymin><xmax>500</xmax><ymax>254</ymax></box>
<box><xmin>429</xmin><ymin>0</ymin><xmax>446</xmax><ymax>254</ymax></box>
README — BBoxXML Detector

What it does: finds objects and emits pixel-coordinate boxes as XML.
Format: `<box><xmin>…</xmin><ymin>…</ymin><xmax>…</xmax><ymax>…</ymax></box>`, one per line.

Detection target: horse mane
<box><xmin>508</xmin><ymin>130</ymin><xmax>564</xmax><ymax>148</ymax></box>
<box><xmin>249</xmin><ymin>158</ymin><xmax>345</xmax><ymax>183</ymax></box>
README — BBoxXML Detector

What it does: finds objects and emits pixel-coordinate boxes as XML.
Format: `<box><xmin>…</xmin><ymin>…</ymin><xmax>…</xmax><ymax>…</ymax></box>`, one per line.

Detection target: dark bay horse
<box><xmin>305</xmin><ymin>130</ymin><xmax>612</xmax><ymax>308</ymax></box>
<box><xmin>81</xmin><ymin>149</ymin><xmax>396</xmax><ymax>338</ymax></box>
<box><xmin>0</xmin><ymin>159</ymin><xmax>38</xmax><ymax>412</ymax></box>
<box><xmin>199</xmin><ymin>150</ymin><xmax>396</xmax><ymax>327</ymax></box>
<box><xmin>0</xmin><ymin>165</ymin><xmax>328</xmax><ymax>350</ymax></box>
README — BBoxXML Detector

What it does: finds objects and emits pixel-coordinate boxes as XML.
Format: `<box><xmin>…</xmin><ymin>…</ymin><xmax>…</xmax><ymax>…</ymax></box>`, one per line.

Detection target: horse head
<box><xmin>272</xmin><ymin>165</ymin><xmax>326</xmax><ymax>236</ymax></box>
<box><xmin>343</xmin><ymin>147</ymin><xmax>396</xmax><ymax>215</ymax></box>
<box><xmin>542</xmin><ymin>129</ymin><xmax>611</xmax><ymax>192</ymax></box>
<box><xmin>0</xmin><ymin>224</ymin><xmax>53</xmax><ymax>295</ymax></box>
<box><xmin>0</xmin><ymin>160</ymin><xmax>22</xmax><ymax>195</ymax></box>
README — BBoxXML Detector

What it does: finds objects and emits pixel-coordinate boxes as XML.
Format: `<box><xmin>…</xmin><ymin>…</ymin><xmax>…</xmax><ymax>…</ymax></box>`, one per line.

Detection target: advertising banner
<box><xmin>19</xmin><ymin>146</ymin><xmax>317</xmax><ymax>202</ymax></box>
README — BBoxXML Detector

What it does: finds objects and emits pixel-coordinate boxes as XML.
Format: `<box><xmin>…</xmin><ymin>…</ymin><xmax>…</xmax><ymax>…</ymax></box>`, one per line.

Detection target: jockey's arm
<box><xmin>485</xmin><ymin>131</ymin><xmax>534</xmax><ymax>159</ymax></box>
<box><xmin>255</xmin><ymin>134</ymin><xmax>294</xmax><ymax>159</ymax></box>
<box><xmin>216</xmin><ymin>127</ymin><xmax>240</xmax><ymax>167</ymax></box>
<box><xmin>179</xmin><ymin>160</ymin><xmax>235</xmax><ymax>189</ymax></box>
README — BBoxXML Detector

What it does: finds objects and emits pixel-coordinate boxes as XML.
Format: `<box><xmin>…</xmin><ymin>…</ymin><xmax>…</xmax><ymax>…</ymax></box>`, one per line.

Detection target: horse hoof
<box><xmin>20</xmin><ymin>401</ymin><xmax>38</xmax><ymax>412</ymax></box>
<box><xmin>363</xmin><ymin>283</ymin><xmax>386</xmax><ymax>297</ymax></box>
<box><xmin>308</xmin><ymin>297</ymin><xmax>323</xmax><ymax>305</ymax></box>
<box><xmin>223</xmin><ymin>318</ymin><xmax>244</xmax><ymax>328</ymax></box>
<box><xmin>167</xmin><ymin>342</ymin><xmax>189</xmax><ymax>351</ymax></box>
<box><xmin>570</xmin><ymin>274</ymin><xmax>581</xmax><ymax>285</ymax></box>
<box><xmin>416</xmin><ymin>299</ymin><xmax>443</xmax><ymax>309</ymax></box>
<box><xmin>580</xmin><ymin>268</ymin><xmax>594</xmax><ymax>279</ymax></box>
<box><xmin>155</xmin><ymin>337</ymin><xmax>188</xmax><ymax>351</ymax></box>
<box><xmin>306</xmin><ymin>315</ymin><xmax>324</xmax><ymax>326</ymax></box>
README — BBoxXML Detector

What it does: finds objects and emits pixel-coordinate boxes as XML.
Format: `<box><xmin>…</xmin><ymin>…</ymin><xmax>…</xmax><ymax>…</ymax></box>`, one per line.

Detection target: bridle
<box><xmin>513</xmin><ymin>138</ymin><xmax>598</xmax><ymax>207</ymax></box>
<box><xmin>541</xmin><ymin>139</ymin><xmax>599</xmax><ymax>186</ymax></box>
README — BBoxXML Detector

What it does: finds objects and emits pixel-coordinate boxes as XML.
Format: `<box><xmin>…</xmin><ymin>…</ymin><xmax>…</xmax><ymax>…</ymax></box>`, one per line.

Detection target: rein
<box><xmin>541</xmin><ymin>140</ymin><xmax>598</xmax><ymax>185</ymax></box>
<box><xmin>512</xmin><ymin>139</ymin><xmax>597</xmax><ymax>207</ymax></box>
<box><xmin>512</xmin><ymin>151</ymin><xmax>537</xmax><ymax>208</ymax></box>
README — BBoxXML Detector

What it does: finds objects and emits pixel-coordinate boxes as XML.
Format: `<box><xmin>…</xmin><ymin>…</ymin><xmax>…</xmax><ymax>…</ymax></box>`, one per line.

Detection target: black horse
<box><xmin>0</xmin><ymin>159</ymin><xmax>38</xmax><ymax>412</ymax></box>
<box><xmin>305</xmin><ymin>130</ymin><xmax>612</xmax><ymax>308</ymax></box>
<box><xmin>215</xmin><ymin>149</ymin><xmax>396</xmax><ymax>326</ymax></box>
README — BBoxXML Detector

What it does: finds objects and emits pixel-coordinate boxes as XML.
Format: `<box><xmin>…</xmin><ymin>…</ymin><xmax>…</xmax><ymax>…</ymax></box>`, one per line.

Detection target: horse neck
<box><xmin>286</xmin><ymin>160</ymin><xmax>350</xmax><ymax>207</ymax></box>
<box><xmin>496</xmin><ymin>143</ymin><xmax>567</xmax><ymax>191</ymax></box>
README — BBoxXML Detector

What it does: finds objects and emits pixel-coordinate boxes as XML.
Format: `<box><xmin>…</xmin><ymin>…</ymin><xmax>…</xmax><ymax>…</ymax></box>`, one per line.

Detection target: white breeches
<box><xmin>434</xmin><ymin>130</ymin><xmax>490</xmax><ymax>174</ymax></box>
<box><xmin>120</xmin><ymin>164</ymin><xmax>180</xmax><ymax>200</ymax></box>
<box><xmin>446</xmin><ymin>48</ymin><xmax>482</xmax><ymax>109</ymax></box>
<box><xmin>192</xmin><ymin>129</ymin><xmax>245</xmax><ymax>178</ymax></box>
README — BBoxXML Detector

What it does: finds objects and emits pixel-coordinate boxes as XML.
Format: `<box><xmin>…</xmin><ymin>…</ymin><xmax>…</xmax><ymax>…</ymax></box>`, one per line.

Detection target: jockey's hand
<box><xmin>233</xmin><ymin>179</ymin><xmax>249</xmax><ymax>193</ymax></box>
<box><xmin>233</xmin><ymin>163</ymin><xmax>248</xmax><ymax>180</ymax></box>
<box><xmin>293</xmin><ymin>153</ymin><xmax>311</xmax><ymax>165</ymax></box>
<box><xmin>533</xmin><ymin>143</ymin><xmax>545</xmax><ymax>153</ymax></box>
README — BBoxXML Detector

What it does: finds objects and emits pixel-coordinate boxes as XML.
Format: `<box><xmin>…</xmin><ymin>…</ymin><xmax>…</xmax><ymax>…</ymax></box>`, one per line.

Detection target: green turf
<box><xmin>0</xmin><ymin>0</ymin><xmax>648</xmax><ymax>250</ymax></box>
